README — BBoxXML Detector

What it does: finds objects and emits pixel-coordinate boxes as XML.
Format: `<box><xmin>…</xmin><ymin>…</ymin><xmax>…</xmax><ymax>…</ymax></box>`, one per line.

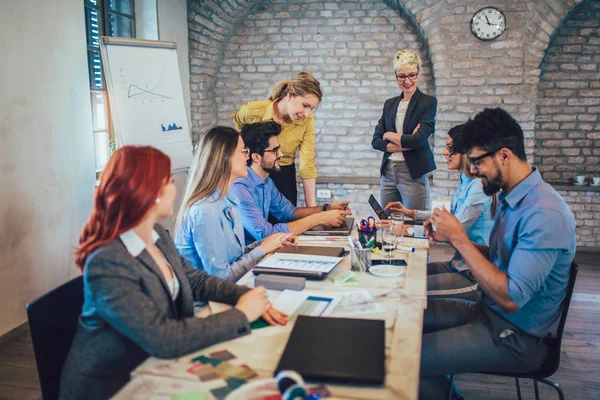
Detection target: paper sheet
<box><xmin>322</xmin><ymin>290</ymin><xmax>385</xmax><ymax>318</ymax></box>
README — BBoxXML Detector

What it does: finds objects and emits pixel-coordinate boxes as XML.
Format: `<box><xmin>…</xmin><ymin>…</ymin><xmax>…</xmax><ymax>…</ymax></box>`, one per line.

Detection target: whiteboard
<box><xmin>100</xmin><ymin>37</ymin><xmax>192</xmax><ymax>171</ymax></box>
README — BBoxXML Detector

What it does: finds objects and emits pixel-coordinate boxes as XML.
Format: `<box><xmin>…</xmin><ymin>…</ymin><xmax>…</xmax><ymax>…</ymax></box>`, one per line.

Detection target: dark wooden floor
<box><xmin>0</xmin><ymin>246</ymin><xmax>598</xmax><ymax>400</ymax></box>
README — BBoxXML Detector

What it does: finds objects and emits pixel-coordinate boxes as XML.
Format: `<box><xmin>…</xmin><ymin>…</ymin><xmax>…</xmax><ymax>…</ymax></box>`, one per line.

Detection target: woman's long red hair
<box><xmin>75</xmin><ymin>146</ymin><xmax>171</xmax><ymax>271</ymax></box>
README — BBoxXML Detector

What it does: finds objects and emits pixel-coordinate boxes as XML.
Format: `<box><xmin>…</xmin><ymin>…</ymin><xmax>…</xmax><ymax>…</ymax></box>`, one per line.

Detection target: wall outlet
<box><xmin>316</xmin><ymin>189</ymin><xmax>332</xmax><ymax>199</ymax></box>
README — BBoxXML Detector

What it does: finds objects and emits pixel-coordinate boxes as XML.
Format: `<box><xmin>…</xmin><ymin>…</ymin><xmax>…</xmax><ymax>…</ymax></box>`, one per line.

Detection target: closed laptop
<box><xmin>275</xmin><ymin>315</ymin><xmax>385</xmax><ymax>385</ymax></box>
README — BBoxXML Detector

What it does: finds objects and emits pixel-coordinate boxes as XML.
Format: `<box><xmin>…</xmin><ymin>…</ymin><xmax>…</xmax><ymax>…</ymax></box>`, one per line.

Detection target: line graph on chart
<box><xmin>119</xmin><ymin>56</ymin><xmax>174</xmax><ymax>103</ymax></box>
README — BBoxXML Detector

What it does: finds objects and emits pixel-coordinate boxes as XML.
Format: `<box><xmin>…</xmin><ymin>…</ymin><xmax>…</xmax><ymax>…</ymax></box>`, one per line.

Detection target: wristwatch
<box><xmin>322</xmin><ymin>203</ymin><xmax>330</xmax><ymax>211</ymax></box>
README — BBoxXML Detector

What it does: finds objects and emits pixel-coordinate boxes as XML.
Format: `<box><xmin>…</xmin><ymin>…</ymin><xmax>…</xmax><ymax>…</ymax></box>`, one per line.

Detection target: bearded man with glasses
<box><xmin>231</xmin><ymin>122</ymin><xmax>352</xmax><ymax>244</ymax></box>
<box><xmin>417</xmin><ymin>108</ymin><xmax>576</xmax><ymax>399</ymax></box>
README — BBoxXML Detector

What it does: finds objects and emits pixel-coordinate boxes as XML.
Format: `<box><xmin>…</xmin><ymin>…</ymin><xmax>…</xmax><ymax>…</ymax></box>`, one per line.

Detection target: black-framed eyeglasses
<box><xmin>469</xmin><ymin>150</ymin><xmax>499</xmax><ymax>169</ymax></box>
<box><xmin>263</xmin><ymin>146</ymin><xmax>281</xmax><ymax>155</ymax></box>
<box><xmin>395</xmin><ymin>72</ymin><xmax>419</xmax><ymax>82</ymax></box>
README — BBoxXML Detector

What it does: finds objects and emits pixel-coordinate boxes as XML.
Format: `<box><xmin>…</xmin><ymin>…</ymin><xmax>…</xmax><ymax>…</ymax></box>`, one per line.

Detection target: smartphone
<box><xmin>371</xmin><ymin>259</ymin><xmax>407</xmax><ymax>267</ymax></box>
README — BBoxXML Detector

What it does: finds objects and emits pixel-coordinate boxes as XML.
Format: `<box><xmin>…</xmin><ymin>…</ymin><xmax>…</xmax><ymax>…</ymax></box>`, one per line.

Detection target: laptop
<box><xmin>368</xmin><ymin>194</ymin><xmax>421</xmax><ymax>226</ymax></box>
<box><xmin>275</xmin><ymin>315</ymin><xmax>385</xmax><ymax>385</ymax></box>
<box><xmin>368</xmin><ymin>194</ymin><xmax>391</xmax><ymax>220</ymax></box>
<box><xmin>278</xmin><ymin>245</ymin><xmax>345</xmax><ymax>257</ymax></box>
<box><xmin>304</xmin><ymin>217</ymin><xmax>355</xmax><ymax>236</ymax></box>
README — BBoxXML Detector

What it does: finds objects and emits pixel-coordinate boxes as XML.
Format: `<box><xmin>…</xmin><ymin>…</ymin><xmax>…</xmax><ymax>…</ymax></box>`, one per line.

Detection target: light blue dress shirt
<box><xmin>414</xmin><ymin>173</ymin><xmax>494</xmax><ymax>271</ymax></box>
<box><xmin>450</xmin><ymin>174</ymin><xmax>495</xmax><ymax>271</ymax></box>
<box><xmin>231</xmin><ymin>168</ymin><xmax>297</xmax><ymax>244</ymax></box>
<box><xmin>174</xmin><ymin>190</ymin><xmax>265</xmax><ymax>282</ymax></box>
<box><xmin>484</xmin><ymin>168</ymin><xmax>576</xmax><ymax>338</ymax></box>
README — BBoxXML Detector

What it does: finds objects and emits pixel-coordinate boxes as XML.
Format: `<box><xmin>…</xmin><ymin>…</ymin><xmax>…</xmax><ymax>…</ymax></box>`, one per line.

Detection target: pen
<box><xmin>396</xmin><ymin>246</ymin><xmax>416</xmax><ymax>252</ymax></box>
<box><xmin>347</xmin><ymin>236</ymin><xmax>355</xmax><ymax>249</ymax></box>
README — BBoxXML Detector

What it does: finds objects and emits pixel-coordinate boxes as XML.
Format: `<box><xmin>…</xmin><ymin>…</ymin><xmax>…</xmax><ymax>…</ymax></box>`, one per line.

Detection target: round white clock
<box><xmin>471</xmin><ymin>6</ymin><xmax>506</xmax><ymax>41</ymax></box>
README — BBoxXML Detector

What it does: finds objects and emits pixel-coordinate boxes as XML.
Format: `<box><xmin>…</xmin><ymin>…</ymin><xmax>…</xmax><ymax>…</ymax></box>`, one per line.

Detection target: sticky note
<box><xmin>250</xmin><ymin>318</ymin><xmax>270</xmax><ymax>330</ymax></box>
<box><xmin>171</xmin><ymin>391</ymin><xmax>208</xmax><ymax>400</ymax></box>
<box><xmin>209</xmin><ymin>350</ymin><xmax>236</xmax><ymax>361</ymax></box>
<box><xmin>191</xmin><ymin>355</ymin><xmax>222</xmax><ymax>366</ymax></box>
<box><xmin>211</xmin><ymin>386</ymin><xmax>232</xmax><ymax>400</ymax></box>
<box><xmin>226</xmin><ymin>377</ymin><xmax>246</xmax><ymax>390</ymax></box>
<box><xmin>334</xmin><ymin>271</ymin><xmax>359</xmax><ymax>286</ymax></box>
<box><xmin>214</xmin><ymin>362</ymin><xmax>256</xmax><ymax>380</ymax></box>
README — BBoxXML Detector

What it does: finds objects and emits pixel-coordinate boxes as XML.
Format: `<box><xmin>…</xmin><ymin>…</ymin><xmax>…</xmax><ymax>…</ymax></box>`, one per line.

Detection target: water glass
<box><xmin>381</xmin><ymin>224</ymin><xmax>396</xmax><ymax>258</ymax></box>
<box><xmin>351</xmin><ymin>247</ymin><xmax>372</xmax><ymax>272</ymax></box>
<box><xmin>390</xmin><ymin>213</ymin><xmax>405</xmax><ymax>245</ymax></box>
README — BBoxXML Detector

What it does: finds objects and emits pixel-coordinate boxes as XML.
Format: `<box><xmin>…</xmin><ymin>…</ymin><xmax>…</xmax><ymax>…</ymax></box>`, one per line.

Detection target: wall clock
<box><xmin>471</xmin><ymin>6</ymin><xmax>506</xmax><ymax>41</ymax></box>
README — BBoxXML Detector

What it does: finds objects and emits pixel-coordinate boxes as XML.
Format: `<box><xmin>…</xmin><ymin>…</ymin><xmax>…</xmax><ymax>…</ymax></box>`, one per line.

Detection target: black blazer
<box><xmin>59</xmin><ymin>224</ymin><xmax>251</xmax><ymax>400</ymax></box>
<box><xmin>371</xmin><ymin>88</ymin><xmax>437</xmax><ymax>179</ymax></box>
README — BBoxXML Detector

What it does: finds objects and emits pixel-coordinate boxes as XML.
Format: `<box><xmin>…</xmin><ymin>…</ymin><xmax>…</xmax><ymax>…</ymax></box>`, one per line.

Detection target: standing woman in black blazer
<box><xmin>372</xmin><ymin>49</ymin><xmax>437</xmax><ymax>211</ymax></box>
<box><xmin>59</xmin><ymin>146</ymin><xmax>286</xmax><ymax>400</ymax></box>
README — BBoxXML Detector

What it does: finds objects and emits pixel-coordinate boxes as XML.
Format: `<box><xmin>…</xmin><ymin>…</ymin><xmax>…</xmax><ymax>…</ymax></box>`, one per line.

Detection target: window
<box><xmin>84</xmin><ymin>0</ymin><xmax>135</xmax><ymax>172</ymax></box>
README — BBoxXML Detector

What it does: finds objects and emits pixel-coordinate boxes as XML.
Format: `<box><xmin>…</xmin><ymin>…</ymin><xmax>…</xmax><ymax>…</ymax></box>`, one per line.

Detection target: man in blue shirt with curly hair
<box><xmin>419</xmin><ymin>108</ymin><xmax>576</xmax><ymax>399</ymax></box>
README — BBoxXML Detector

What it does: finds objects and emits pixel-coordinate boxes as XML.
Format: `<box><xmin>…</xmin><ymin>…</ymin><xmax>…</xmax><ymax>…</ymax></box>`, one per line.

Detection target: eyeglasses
<box><xmin>444</xmin><ymin>144</ymin><xmax>457</xmax><ymax>154</ymax></box>
<box><xmin>468</xmin><ymin>150</ymin><xmax>498</xmax><ymax>169</ymax></box>
<box><xmin>263</xmin><ymin>146</ymin><xmax>281</xmax><ymax>155</ymax></box>
<box><xmin>395</xmin><ymin>72</ymin><xmax>419</xmax><ymax>82</ymax></box>
<box><xmin>240</xmin><ymin>147</ymin><xmax>250</xmax><ymax>158</ymax></box>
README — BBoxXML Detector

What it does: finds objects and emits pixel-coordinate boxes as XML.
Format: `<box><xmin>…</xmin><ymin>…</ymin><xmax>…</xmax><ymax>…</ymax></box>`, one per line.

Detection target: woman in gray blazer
<box><xmin>60</xmin><ymin>146</ymin><xmax>286</xmax><ymax>400</ymax></box>
<box><xmin>371</xmin><ymin>49</ymin><xmax>437</xmax><ymax>211</ymax></box>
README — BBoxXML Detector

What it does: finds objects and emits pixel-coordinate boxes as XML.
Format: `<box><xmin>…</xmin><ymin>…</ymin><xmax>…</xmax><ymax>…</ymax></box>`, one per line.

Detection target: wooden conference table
<box><xmin>113</xmin><ymin>235</ymin><xmax>429</xmax><ymax>400</ymax></box>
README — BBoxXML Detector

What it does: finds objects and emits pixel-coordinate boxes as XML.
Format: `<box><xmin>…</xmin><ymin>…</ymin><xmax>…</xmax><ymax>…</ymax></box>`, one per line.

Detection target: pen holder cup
<box><xmin>351</xmin><ymin>248</ymin><xmax>372</xmax><ymax>272</ymax></box>
<box><xmin>357</xmin><ymin>229</ymin><xmax>377</xmax><ymax>248</ymax></box>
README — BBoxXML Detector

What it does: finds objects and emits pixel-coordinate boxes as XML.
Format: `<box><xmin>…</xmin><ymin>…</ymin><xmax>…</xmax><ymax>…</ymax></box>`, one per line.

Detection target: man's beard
<box><xmin>480</xmin><ymin>170</ymin><xmax>503</xmax><ymax>196</ymax></box>
<box><xmin>262</xmin><ymin>159</ymin><xmax>281</xmax><ymax>174</ymax></box>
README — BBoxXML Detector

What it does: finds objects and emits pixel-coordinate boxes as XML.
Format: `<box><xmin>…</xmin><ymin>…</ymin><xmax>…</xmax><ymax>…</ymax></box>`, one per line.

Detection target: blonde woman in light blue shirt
<box><xmin>175</xmin><ymin>126</ymin><xmax>296</xmax><ymax>282</ymax></box>
<box><xmin>386</xmin><ymin>124</ymin><xmax>496</xmax><ymax>301</ymax></box>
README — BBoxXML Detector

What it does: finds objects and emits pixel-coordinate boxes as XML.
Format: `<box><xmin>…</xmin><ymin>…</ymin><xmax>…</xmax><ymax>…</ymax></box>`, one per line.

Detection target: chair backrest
<box><xmin>26</xmin><ymin>276</ymin><xmax>83</xmax><ymax>400</ymax></box>
<box><xmin>538</xmin><ymin>260</ymin><xmax>579</xmax><ymax>377</ymax></box>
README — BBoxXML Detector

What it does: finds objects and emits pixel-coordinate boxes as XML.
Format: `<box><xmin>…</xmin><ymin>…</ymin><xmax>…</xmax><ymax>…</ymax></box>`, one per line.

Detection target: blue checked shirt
<box><xmin>230</xmin><ymin>168</ymin><xmax>297</xmax><ymax>244</ymax></box>
<box><xmin>484</xmin><ymin>169</ymin><xmax>576</xmax><ymax>338</ymax></box>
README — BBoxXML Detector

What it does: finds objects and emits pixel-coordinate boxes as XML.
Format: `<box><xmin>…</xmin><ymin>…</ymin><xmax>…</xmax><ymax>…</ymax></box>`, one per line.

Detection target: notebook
<box><xmin>304</xmin><ymin>217</ymin><xmax>355</xmax><ymax>236</ymax></box>
<box><xmin>275</xmin><ymin>315</ymin><xmax>385</xmax><ymax>385</ymax></box>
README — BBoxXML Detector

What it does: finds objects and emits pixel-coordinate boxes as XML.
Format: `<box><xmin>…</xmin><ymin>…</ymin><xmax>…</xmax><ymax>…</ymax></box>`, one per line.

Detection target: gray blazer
<box><xmin>59</xmin><ymin>224</ymin><xmax>251</xmax><ymax>400</ymax></box>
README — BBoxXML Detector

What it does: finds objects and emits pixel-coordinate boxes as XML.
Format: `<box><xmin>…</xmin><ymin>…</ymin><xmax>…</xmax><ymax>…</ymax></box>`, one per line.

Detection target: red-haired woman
<box><xmin>59</xmin><ymin>146</ymin><xmax>286</xmax><ymax>400</ymax></box>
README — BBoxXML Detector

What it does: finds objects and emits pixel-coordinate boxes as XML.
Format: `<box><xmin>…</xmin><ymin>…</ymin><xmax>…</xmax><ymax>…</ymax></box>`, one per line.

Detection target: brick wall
<box><xmin>535</xmin><ymin>0</ymin><xmax>600</xmax><ymax>248</ymax></box>
<box><xmin>213</xmin><ymin>0</ymin><xmax>434</xmax><ymax>213</ymax></box>
<box><xmin>536</xmin><ymin>0</ymin><xmax>600</xmax><ymax>182</ymax></box>
<box><xmin>188</xmin><ymin>0</ymin><xmax>600</xmax><ymax>247</ymax></box>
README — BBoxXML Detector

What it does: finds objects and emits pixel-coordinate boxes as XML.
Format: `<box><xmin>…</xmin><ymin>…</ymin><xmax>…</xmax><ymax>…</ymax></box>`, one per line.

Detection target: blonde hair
<box><xmin>393</xmin><ymin>49</ymin><xmax>421</xmax><ymax>73</ymax></box>
<box><xmin>268</xmin><ymin>72</ymin><xmax>323</xmax><ymax>102</ymax></box>
<box><xmin>176</xmin><ymin>126</ymin><xmax>240</xmax><ymax>229</ymax></box>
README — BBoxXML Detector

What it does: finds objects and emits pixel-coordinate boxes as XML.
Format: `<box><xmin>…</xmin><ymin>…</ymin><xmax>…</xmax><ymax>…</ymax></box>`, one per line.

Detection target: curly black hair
<box><xmin>240</xmin><ymin>121</ymin><xmax>282</xmax><ymax>167</ymax></box>
<box><xmin>450</xmin><ymin>108</ymin><xmax>527</xmax><ymax>161</ymax></box>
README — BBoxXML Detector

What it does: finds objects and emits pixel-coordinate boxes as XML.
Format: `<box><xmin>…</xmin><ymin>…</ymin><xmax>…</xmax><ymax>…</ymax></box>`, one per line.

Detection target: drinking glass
<box><xmin>391</xmin><ymin>213</ymin><xmax>405</xmax><ymax>245</ymax></box>
<box><xmin>381</xmin><ymin>224</ymin><xmax>396</xmax><ymax>259</ymax></box>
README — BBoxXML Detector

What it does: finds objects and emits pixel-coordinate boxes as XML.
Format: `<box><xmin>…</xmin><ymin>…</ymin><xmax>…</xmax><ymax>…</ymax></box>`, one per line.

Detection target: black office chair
<box><xmin>447</xmin><ymin>261</ymin><xmax>579</xmax><ymax>400</ymax></box>
<box><xmin>26</xmin><ymin>276</ymin><xmax>84</xmax><ymax>400</ymax></box>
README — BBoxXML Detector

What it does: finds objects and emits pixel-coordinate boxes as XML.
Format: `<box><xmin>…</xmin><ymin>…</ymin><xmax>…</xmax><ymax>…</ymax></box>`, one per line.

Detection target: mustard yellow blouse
<box><xmin>232</xmin><ymin>100</ymin><xmax>317</xmax><ymax>180</ymax></box>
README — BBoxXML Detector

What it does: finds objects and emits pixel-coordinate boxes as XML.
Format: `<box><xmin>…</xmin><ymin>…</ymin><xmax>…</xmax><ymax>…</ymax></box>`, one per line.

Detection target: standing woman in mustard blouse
<box><xmin>233</xmin><ymin>72</ymin><xmax>322</xmax><ymax>207</ymax></box>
